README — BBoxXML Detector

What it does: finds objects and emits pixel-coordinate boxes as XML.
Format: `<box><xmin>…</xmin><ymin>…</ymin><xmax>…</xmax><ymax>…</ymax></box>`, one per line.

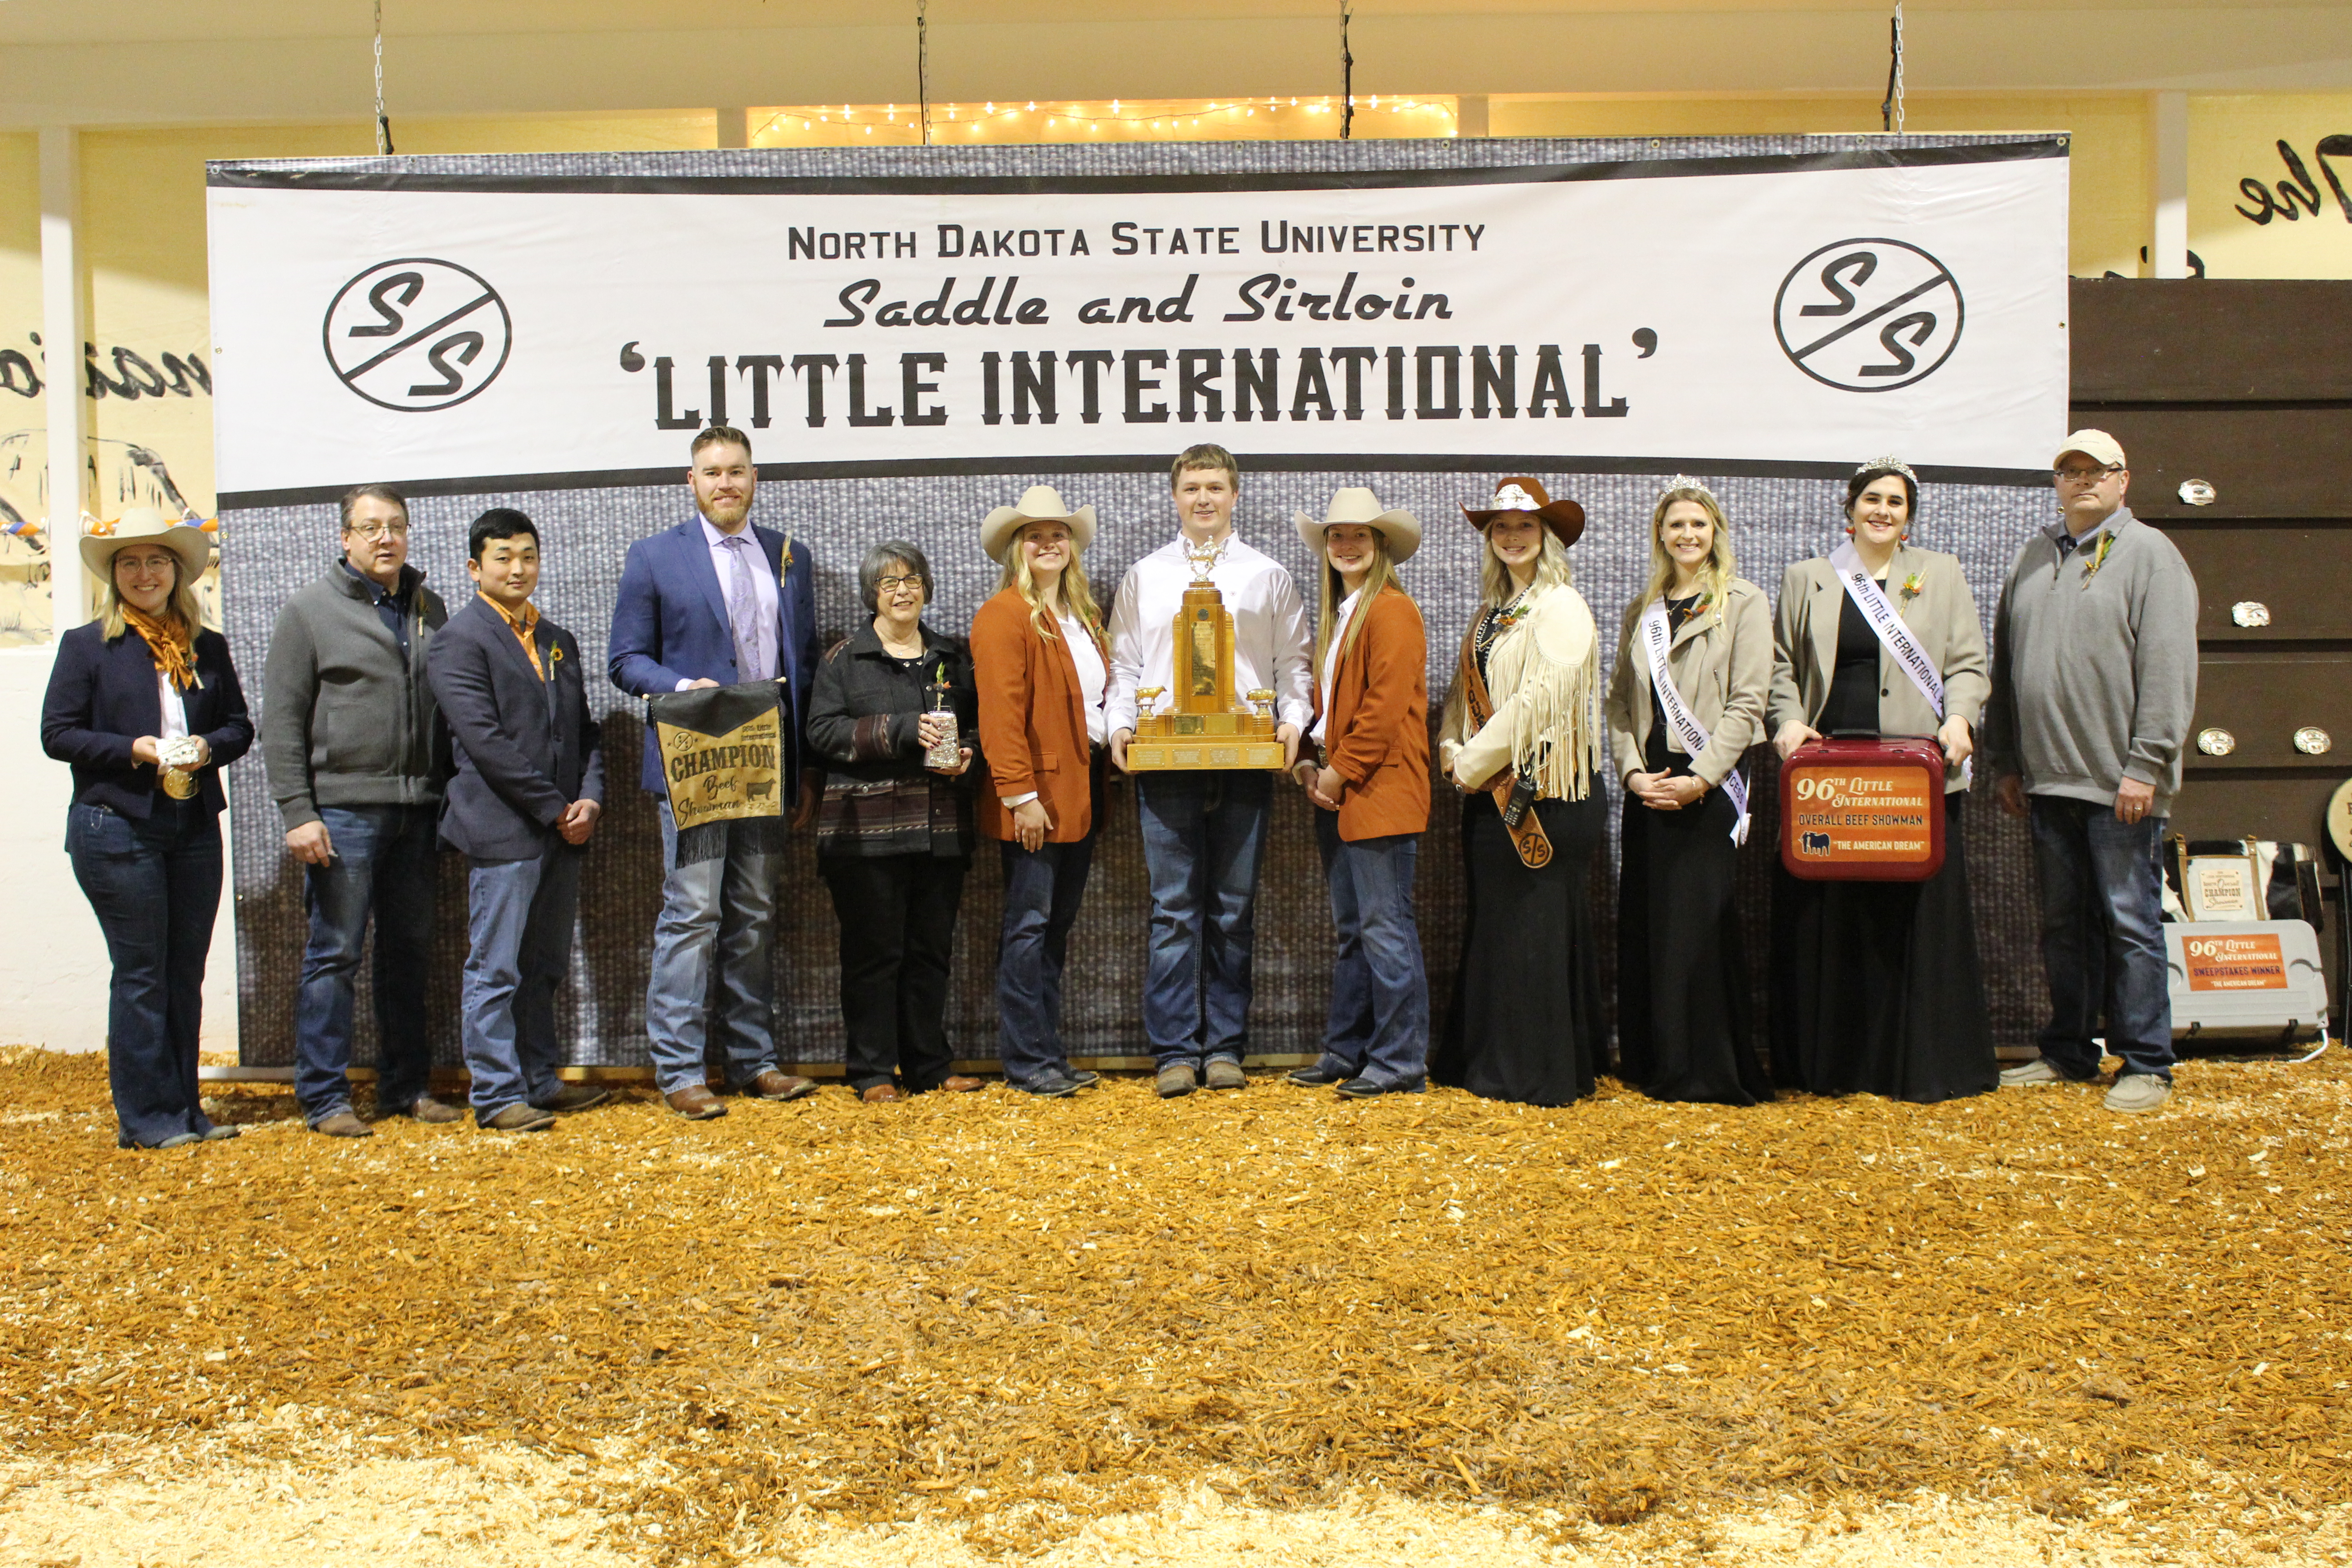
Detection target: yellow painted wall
<box><xmin>2189</xmin><ymin>94</ymin><xmax>2352</xmax><ymax>280</ymax></box>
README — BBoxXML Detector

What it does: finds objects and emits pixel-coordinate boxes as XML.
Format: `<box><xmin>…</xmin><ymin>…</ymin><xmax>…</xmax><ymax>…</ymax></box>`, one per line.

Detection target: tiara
<box><xmin>1661</xmin><ymin>474</ymin><xmax>1717</xmax><ymax>503</ymax></box>
<box><xmin>1855</xmin><ymin>456</ymin><xmax>1918</xmax><ymax>482</ymax></box>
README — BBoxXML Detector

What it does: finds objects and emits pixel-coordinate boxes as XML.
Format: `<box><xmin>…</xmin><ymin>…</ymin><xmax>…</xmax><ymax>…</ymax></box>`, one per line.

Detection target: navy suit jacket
<box><xmin>427</xmin><ymin>594</ymin><xmax>604</xmax><ymax>862</ymax></box>
<box><xmin>608</xmin><ymin>517</ymin><xmax>819</xmax><ymax>794</ymax></box>
<box><xmin>41</xmin><ymin>621</ymin><xmax>254</xmax><ymax>819</ymax></box>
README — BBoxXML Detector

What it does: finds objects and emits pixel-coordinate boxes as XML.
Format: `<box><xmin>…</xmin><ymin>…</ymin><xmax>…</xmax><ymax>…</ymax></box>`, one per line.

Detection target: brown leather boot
<box><xmin>664</xmin><ymin>1085</ymin><xmax>729</xmax><ymax>1121</ymax></box>
<box><xmin>741</xmin><ymin>1068</ymin><xmax>818</xmax><ymax>1102</ymax></box>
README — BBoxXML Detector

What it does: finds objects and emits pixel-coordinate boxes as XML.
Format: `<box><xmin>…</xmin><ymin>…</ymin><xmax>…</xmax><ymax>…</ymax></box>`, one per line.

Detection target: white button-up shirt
<box><xmin>1308</xmin><ymin>588</ymin><xmax>1362</xmax><ymax>747</ymax></box>
<box><xmin>1106</xmin><ymin>532</ymin><xmax>1314</xmax><ymax>736</ymax></box>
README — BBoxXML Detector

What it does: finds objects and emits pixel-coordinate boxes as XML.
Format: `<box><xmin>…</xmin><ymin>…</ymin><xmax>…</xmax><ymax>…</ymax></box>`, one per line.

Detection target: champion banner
<box><xmin>210</xmin><ymin>135</ymin><xmax>2068</xmax><ymax>1074</ymax></box>
<box><xmin>650</xmin><ymin>683</ymin><xmax>786</xmax><ymax>865</ymax></box>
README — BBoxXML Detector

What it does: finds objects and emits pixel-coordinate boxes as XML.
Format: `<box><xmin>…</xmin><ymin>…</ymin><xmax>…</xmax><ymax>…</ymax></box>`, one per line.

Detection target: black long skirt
<box><xmin>1432</xmin><ymin>792</ymin><xmax>1607</xmax><ymax>1107</ymax></box>
<box><xmin>1768</xmin><ymin>790</ymin><xmax>1995</xmax><ymax>1104</ymax></box>
<box><xmin>1616</xmin><ymin>789</ymin><xmax>1772</xmax><ymax>1105</ymax></box>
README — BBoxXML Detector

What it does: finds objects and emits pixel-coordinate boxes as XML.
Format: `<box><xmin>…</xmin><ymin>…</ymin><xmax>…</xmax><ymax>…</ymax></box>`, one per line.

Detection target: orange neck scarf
<box><xmin>122</xmin><ymin>606</ymin><xmax>196</xmax><ymax>691</ymax></box>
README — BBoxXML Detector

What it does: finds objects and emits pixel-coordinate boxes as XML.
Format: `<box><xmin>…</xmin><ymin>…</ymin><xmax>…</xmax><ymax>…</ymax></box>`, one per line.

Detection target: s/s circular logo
<box><xmin>1773</xmin><ymin>239</ymin><xmax>1963</xmax><ymax>393</ymax></box>
<box><xmin>322</xmin><ymin>258</ymin><xmax>512</xmax><ymax>412</ymax></box>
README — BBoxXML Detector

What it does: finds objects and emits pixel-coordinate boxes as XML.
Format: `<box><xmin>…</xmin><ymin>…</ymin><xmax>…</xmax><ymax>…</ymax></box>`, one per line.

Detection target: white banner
<box><xmin>206</xmin><ymin>144</ymin><xmax>2068</xmax><ymax>500</ymax></box>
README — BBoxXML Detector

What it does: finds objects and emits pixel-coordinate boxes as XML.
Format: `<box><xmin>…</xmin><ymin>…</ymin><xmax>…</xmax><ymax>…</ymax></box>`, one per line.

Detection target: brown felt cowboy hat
<box><xmin>81</xmin><ymin>505</ymin><xmax>211</xmax><ymax>583</ymax></box>
<box><xmin>1461</xmin><ymin>477</ymin><xmax>1585</xmax><ymax>548</ymax></box>
<box><xmin>980</xmin><ymin>484</ymin><xmax>1098</xmax><ymax>564</ymax></box>
<box><xmin>1292</xmin><ymin>487</ymin><xmax>1422</xmax><ymax>564</ymax></box>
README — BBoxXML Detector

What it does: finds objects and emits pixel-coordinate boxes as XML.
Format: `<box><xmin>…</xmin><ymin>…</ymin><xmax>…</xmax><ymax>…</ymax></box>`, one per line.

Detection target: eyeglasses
<box><xmin>875</xmin><ymin>573</ymin><xmax>924</xmax><ymax>594</ymax></box>
<box><xmin>2053</xmin><ymin>465</ymin><xmax>2120</xmax><ymax>485</ymax></box>
<box><xmin>347</xmin><ymin>521</ymin><xmax>411</xmax><ymax>541</ymax></box>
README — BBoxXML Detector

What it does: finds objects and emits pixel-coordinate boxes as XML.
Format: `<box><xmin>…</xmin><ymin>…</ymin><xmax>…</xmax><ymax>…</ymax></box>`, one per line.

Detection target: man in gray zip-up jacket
<box><xmin>1984</xmin><ymin>431</ymin><xmax>2198</xmax><ymax>1115</ymax></box>
<box><xmin>261</xmin><ymin>484</ymin><xmax>459</xmax><ymax>1136</ymax></box>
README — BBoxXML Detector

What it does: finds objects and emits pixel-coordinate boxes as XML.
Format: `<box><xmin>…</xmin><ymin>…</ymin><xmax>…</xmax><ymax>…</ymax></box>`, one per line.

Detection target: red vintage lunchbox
<box><xmin>1778</xmin><ymin>736</ymin><xmax>1947</xmax><ymax>882</ymax></box>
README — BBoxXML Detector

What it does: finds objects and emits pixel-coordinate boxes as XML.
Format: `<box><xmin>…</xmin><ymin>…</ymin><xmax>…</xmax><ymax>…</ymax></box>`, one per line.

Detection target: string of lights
<box><xmin>748</xmin><ymin>95</ymin><xmax>1458</xmax><ymax>142</ymax></box>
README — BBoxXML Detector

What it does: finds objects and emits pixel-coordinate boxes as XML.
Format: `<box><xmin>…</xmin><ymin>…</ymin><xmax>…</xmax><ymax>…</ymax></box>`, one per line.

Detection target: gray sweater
<box><xmin>1984</xmin><ymin>507</ymin><xmax>2199</xmax><ymax>811</ymax></box>
<box><xmin>261</xmin><ymin>562</ymin><xmax>450</xmax><ymax>830</ymax></box>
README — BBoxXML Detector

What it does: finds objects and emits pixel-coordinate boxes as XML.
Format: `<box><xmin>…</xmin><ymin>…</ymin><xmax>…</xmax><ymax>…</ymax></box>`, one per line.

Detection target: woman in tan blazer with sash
<box><xmin>973</xmin><ymin>487</ymin><xmax>1112</xmax><ymax>1098</ymax></box>
<box><xmin>1288</xmin><ymin>489</ymin><xmax>1431</xmax><ymax>1098</ymax></box>
<box><xmin>1765</xmin><ymin>459</ymin><xmax>1995</xmax><ymax>1104</ymax></box>
<box><xmin>1431</xmin><ymin>478</ymin><xmax>1607</xmax><ymax>1108</ymax></box>
<box><xmin>1604</xmin><ymin>479</ymin><xmax>1773</xmax><ymax>1105</ymax></box>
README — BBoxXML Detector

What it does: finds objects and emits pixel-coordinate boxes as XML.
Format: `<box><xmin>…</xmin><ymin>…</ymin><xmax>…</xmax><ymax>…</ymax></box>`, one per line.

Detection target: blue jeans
<box><xmin>647</xmin><ymin>797</ymin><xmax>777</xmax><ymax>1094</ymax></box>
<box><xmin>295</xmin><ymin>804</ymin><xmax>439</xmax><ymax>1122</ymax></box>
<box><xmin>996</xmin><ymin>832</ymin><xmax>1095</xmax><ymax>1088</ymax></box>
<box><xmin>67</xmin><ymin>799</ymin><xmax>223</xmax><ymax>1148</ymax></box>
<box><xmin>1135</xmin><ymin>769</ymin><xmax>1271</xmax><ymax>1068</ymax></box>
<box><xmin>2028</xmin><ymin>796</ymin><xmax>2176</xmax><ymax>1081</ymax></box>
<box><xmin>1313</xmin><ymin>812</ymin><xmax>1430</xmax><ymax>1090</ymax></box>
<box><xmin>460</xmin><ymin>844</ymin><xmax>582</xmax><ymax>1122</ymax></box>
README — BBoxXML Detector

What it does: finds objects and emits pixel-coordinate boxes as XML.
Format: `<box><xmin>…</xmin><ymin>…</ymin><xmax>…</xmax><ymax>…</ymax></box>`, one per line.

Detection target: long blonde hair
<box><xmin>98</xmin><ymin>552</ymin><xmax>206</xmax><ymax>648</ymax></box>
<box><xmin>1478</xmin><ymin>521</ymin><xmax>1574</xmax><ymax>608</ymax></box>
<box><xmin>1315</xmin><ymin>533</ymin><xmax>1408</xmax><ymax>667</ymax></box>
<box><xmin>1618</xmin><ymin>485</ymin><xmax>1736</xmax><ymax>652</ymax></box>
<box><xmin>997</xmin><ymin>522</ymin><xmax>1104</xmax><ymax>646</ymax></box>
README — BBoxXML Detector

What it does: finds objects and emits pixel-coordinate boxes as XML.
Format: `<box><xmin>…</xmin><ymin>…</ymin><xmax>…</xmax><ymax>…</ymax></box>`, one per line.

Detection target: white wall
<box><xmin>0</xmin><ymin>641</ymin><xmax>238</xmax><ymax>1052</ymax></box>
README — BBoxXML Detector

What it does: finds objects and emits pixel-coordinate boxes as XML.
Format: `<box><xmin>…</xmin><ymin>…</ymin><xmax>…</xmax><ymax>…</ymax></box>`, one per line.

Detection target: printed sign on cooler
<box><xmin>2181</xmin><ymin>931</ymin><xmax>2289</xmax><ymax>992</ymax></box>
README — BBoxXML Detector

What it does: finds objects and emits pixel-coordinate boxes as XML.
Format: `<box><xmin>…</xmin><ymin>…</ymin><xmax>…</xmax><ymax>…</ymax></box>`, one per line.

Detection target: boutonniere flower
<box><xmin>1899</xmin><ymin>573</ymin><xmax>1924</xmax><ymax>603</ymax></box>
<box><xmin>2081</xmin><ymin>533</ymin><xmax>2117</xmax><ymax>584</ymax></box>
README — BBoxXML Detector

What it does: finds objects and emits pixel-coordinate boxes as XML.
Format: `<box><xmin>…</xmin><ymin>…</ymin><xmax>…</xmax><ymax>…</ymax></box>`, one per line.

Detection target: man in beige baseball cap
<box><xmin>1983</xmin><ymin>428</ymin><xmax>2199</xmax><ymax>1114</ymax></box>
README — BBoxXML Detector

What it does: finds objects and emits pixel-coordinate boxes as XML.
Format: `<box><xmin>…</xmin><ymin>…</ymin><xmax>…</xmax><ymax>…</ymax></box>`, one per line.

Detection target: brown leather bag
<box><xmin>1457</xmin><ymin>622</ymin><xmax>1553</xmax><ymax>871</ymax></box>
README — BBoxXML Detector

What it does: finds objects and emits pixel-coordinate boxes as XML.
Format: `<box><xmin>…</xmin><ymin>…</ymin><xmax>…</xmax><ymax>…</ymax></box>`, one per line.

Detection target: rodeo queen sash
<box><xmin>1827</xmin><ymin>543</ymin><xmax>1966</xmax><ymax>785</ymax></box>
<box><xmin>648</xmin><ymin>681</ymin><xmax>785</xmax><ymax>865</ymax></box>
<box><xmin>1455</xmin><ymin>617</ymin><xmax>1554</xmax><ymax>870</ymax></box>
<box><xmin>1637</xmin><ymin>598</ymin><xmax>1750</xmax><ymax>843</ymax></box>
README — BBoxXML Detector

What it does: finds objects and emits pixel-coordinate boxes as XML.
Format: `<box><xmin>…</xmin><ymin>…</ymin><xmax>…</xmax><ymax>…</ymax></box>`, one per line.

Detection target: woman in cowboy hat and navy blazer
<box><xmin>41</xmin><ymin>508</ymin><xmax>253</xmax><ymax>1149</ymax></box>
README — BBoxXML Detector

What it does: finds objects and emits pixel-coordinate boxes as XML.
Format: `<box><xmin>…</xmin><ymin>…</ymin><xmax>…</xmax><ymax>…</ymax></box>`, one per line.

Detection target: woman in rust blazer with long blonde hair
<box><xmin>972</xmin><ymin>486</ymin><xmax>1112</xmax><ymax>1098</ymax></box>
<box><xmin>1288</xmin><ymin>488</ymin><xmax>1431</xmax><ymax>1098</ymax></box>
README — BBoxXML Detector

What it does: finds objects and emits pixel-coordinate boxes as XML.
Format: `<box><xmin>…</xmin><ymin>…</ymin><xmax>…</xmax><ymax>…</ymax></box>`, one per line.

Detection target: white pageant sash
<box><xmin>1827</xmin><ymin>542</ymin><xmax>1967</xmax><ymax>785</ymax></box>
<box><xmin>1638</xmin><ymin>598</ymin><xmax>1750</xmax><ymax>844</ymax></box>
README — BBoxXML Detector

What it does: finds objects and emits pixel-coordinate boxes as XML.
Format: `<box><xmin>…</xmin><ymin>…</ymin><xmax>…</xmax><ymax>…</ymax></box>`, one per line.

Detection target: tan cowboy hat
<box><xmin>1293</xmin><ymin>487</ymin><xmax>1421</xmax><ymax>564</ymax></box>
<box><xmin>82</xmin><ymin>506</ymin><xmax>211</xmax><ymax>583</ymax></box>
<box><xmin>1461</xmin><ymin>476</ymin><xmax>1586</xmax><ymax>548</ymax></box>
<box><xmin>980</xmin><ymin>484</ymin><xmax>1098</xmax><ymax>564</ymax></box>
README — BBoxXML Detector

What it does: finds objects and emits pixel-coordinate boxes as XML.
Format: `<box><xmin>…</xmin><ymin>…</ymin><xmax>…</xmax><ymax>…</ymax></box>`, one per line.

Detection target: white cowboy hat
<box><xmin>81</xmin><ymin>505</ymin><xmax>211</xmax><ymax>583</ymax></box>
<box><xmin>1292</xmin><ymin>487</ymin><xmax>1422</xmax><ymax>564</ymax></box>
<box><xmin>980</xmin><ymin>484</ymin><xmax>1098</xmax><ymax>564</ymax></box>
<box><xmin>1461</xmin><ymin>475</ymin><xmax>1586</xmax><ymax>548</ymax></box>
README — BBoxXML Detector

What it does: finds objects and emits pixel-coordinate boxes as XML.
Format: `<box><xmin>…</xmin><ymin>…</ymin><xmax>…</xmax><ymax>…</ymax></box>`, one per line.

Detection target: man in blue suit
<box><xmin>609</xmin><ymin>426</ymin><xmax>823</xmax><ymax>1119</ymax></box>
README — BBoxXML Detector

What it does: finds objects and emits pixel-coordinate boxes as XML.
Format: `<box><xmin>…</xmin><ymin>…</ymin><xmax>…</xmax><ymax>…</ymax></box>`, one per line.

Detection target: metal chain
<box><xmin>917</xmin><ymin>0</ymin><xmax>931</xmax><ymax>147</ymax></box>
<box><xmin>1893</xmin><ymin>0</ymin><xmax>1906</xmax><ymax>133</ymax></box>
<box><xmin>1339</xmin><ymin>0</ymin><xmax>1354</xmax><ymax>141</ymax></box>
<box><xmin>373</xmin><ymin>0</ymin><xmax>392</xmax><ymax>155</ymax></box>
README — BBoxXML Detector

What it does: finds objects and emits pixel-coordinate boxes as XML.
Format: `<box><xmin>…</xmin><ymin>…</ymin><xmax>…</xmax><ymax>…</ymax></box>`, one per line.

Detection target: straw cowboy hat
<box><xmin>981</xmin><ymin>485</ymin><xmax>1098</xmax><ymax>564</ymax></box>
<box><xmin>81</xmin><ymin>505</ymin><xmax>211</xmax><ymax>583</ymax></box>
<box><xmin>1461</xmin><ymin>476</ymin><xmax>1586</xmax><ymax>548</ymax></box>
<box><xmin>1293</xmin><ymin>487</ymin><xmax>1422</xmax><ymax>564</ymax></box>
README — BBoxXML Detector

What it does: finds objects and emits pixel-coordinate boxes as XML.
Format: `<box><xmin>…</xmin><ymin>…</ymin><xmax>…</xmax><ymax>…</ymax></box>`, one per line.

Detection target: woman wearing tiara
<box><xmin>1605</xmin><ymin>478</ymin><xmax>1774</xmax><ymax>1104</ymax></box>
<box><xmin>1765</xmin><ymin>459</ymin><xmax>1996</xmax><ymax>1102</ymax></box>
<box><xmin>1433</xmin><ymin>478</ymin><xmax>1608</xmax><ymax>1107</ymax></box>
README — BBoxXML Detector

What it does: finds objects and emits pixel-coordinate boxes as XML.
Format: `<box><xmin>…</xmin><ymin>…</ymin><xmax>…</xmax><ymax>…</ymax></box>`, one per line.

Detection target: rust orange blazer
<box><xmin>972</xmin><ymin>586</ymin><xmax>1103</xmax><ymax>844</ymax></box>
<box><xmin>1315</xmin><ymin>585</ymin><xmax>1430</xmax><ymax>842</ymax></box>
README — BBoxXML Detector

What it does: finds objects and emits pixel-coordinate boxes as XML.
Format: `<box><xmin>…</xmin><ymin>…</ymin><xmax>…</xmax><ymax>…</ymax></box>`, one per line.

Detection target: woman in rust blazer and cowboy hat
<box><xmin>1287</xmin><ymin>488</ymin><xmax>1431</xmax><ymax>1098</ymax></box>
<box><xmin>1604</xmin><ymin>478</ymin><xmax>1773</xmax><ymax>1106</ymax></box>
<box><xmin>972</xmin><ymin>486</ymin><xmax>1112</xmax><ymax>1099</ymax></box>
<box><xmin>1431</xmin><ymin>477</ymin><xmax>1607</xmax><ymax>1108</ymax></box>
<box><xmin>1765</xmin><ymin>457</ymin><xmax>1994</xmax><ymax>1104</ymax></box>
<box><xmin>40</xmin><ymin>509</ymin><xmax>253</xmax><ymax>1149</ymax></box>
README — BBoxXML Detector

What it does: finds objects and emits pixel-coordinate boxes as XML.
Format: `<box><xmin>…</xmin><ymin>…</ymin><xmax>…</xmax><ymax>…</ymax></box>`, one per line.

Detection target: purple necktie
<box><xmin>721</xmin><ymin>534</ymin><xmax>773</xmax><ymax>683</ymax></box>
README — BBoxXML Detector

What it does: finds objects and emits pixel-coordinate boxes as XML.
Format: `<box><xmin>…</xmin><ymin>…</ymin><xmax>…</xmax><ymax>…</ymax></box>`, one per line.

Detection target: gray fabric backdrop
<box><xmin>217</xmin><ymin>133</ymin><xmax>2058</xmax><ymax>1073</ymax></box>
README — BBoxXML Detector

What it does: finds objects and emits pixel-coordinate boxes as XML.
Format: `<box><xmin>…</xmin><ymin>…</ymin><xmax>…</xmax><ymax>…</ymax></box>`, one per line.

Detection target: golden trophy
<box><xmin>1123</xmin><ymin>542</ymin><xmax>1288</xmax><ymax>771</ymax></box>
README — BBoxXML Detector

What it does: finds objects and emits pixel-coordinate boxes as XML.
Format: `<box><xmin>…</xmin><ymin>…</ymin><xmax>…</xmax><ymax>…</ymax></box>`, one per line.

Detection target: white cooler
<box><xmin>2165</xmin><ymin>920</ymin><xmax>2331</xmax><ymax>1044</ymax></box>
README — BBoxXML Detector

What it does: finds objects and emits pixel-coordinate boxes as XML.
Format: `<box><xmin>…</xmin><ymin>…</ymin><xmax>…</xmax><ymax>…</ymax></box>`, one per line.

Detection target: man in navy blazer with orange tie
<box><xmin>609</xmin><ymin>425</ymin><xmax>823</xmax><ymax>1120</ymax></box>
